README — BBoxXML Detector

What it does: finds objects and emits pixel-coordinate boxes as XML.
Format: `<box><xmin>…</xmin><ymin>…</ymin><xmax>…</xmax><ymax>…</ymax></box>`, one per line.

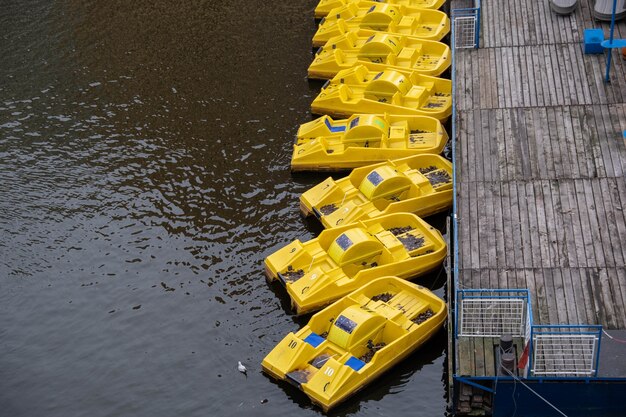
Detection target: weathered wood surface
<box><xmin>453</xmin><ymin>0</ymin><xmax>626</xmax><ymax>329</ymax></box>
<box><xmin>452</xmin><ymin>0</ymin><xmax>626</xmax><ymax>378</ymax></box>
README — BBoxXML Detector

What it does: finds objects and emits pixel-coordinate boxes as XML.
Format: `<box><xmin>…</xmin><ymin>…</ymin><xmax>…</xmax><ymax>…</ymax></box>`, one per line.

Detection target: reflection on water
<box><xmin>0</xmin><ymin>1</ymin><xmax>449</xmax><ymax>416</ymax></box>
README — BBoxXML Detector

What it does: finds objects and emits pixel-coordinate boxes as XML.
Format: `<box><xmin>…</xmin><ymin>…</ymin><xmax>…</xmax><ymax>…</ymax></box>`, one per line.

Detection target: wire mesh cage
<box><xmin>457</xmin><ymin>290</ymin><xmax>530</xmax><ymax>337</ymax></box>
<box><xmin>454</xmin><ymin>16</ymin><xmax>477</xmax><ymax>49</ymax></box>
<box><xmin>530</xmin><ymin>326</ymin><xmax>602</xmax><ymax>377</ymax></box>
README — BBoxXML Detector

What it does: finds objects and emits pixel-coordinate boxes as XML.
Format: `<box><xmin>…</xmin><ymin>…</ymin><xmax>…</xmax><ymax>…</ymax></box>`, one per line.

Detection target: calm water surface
<box><xmin>0</xmin><ymin>1</ymin><xmax>449</xmax><ymax>416</ymax></box>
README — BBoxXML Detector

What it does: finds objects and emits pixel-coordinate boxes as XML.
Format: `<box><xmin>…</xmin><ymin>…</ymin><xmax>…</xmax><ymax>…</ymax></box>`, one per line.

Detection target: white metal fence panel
<box><xmin>459</xmin><ymin>297</ymin><xmax>526</xmax><ymax>337</ymax></box>
<box><xmin>531</xmin><ymin>334</ymin><xmax>599</xmax><ymax>377</ymax></box>
<box><xmin>454</xmin><ymin>16</ymin><xmax>476</xmax><ymax>49</ymax></box>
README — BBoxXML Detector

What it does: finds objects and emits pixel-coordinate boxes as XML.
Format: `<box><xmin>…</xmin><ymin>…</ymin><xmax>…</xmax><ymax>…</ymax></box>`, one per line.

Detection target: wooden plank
<box><xmin>533</xmin><ymin>268</ymin><xmax>550</xmax><ymax>324</ymax></box>
<box><xmin>516</xmin><ymin>181</ymin><xmax>534</xmax><ymax>268</ymax></box>
<box><xmin>573</xmin><ymin>179</ymin><xmax>598</xmax><ymax>267</ymax></box>
<box><xmin>616</xmin><ymin>268</ymin><xmax>626</xmax><ymax>328</ymax></box>
<box><xmin>473</xmin><ymin>336</ymin><xmax>486</xmax><ymax>377</ymax></box>
<box><xmin>533</xmin><ymin>180</ymin><xmax>552</xmax><ymax>268</ymax></box>
<box><xmin>561</xmin><ymin>106</ymin><xmax>581</xmax><ymax>179</ymax></box>
<box><xmin>523</xmin><ymin>108</ymin><xmax>539</xmax><ymax>178</ymax></box>
<box><xmin>500</xmin><ymin>182</ymin><xmax>513</xmax><ymax>268</ymax></box>
<box><xmin>559</xmin><ymin>180</ymin><xmax>584</xmax><ymax>268</ymax></box>
<box><xmin>606</xmin><ymin>177</ymin><xmax>626</xmax><ymax>264</ymax></box>
<box><xmin>553</xmin><ymin>106</ymin><xmax>573</xmax><ymax>178</ymax></box>
<box><xmin>485</xmin><ymin>182</ymin><xmax>497</xmax><ymax>269</ymax></box>
<box><xmin>474</xmin><ymin>109</ymin><xmax>486</xmax><ymax>182</ymax></box>
<box><xmin>493</xmin><ymin>182</ymin><xmax>506</xmax><ymax>269</ymax></box>
<box><xmin>606</xmin><ymin>268</ymin><xmax>626</xmax><ymax>329</ymax></box>
<box><xmin>542</xmin><ymin>268</ymin><xmax>560</xmax><ymax>324</ymax></box>
<box><xmin>590</xmin><ymin>178</ymin><xmax>618</xmax><ymax>268</ymax></box>
<box><xmin>509</xmin><ymin>181</ymin><xmax>525</xmax><ymax>269</ymax></box>
<box><xmin>525</xmin><ymin>181</ymin><xmax>543</xmax><ymax>269</ymax></box>
<box><xmin>457</xmin><ymin>337</ymin><xmax>474</xmax><ymax>376</ymax></box>
<box><xmin>545</xmin><ymin>107</ymin><xmax>563</xmax><ymax>179</ymax></box>
<box><xmin>541</xmin><ymin>180</ymin><xmax>560</xmax><ymax>267</ymax></box>
<box><xmin>582</xmin><ymin>179</ymin><xmax>608</xmax><ymax>268</ymax></box>
<box><xmin>469</xmin><ymin>181</ymin><xmax>481</xmax><ymax>270</ymax></box>
<box><xmin>548</xmin><ymin>180</ymin><xmax>569</xmax><ymax>268</ymax></box>
<box><xmin>502</xmin><ymin>110</ymin><xmax>517</xmax><ymax>180</ymax></box>
<box><xmin>607</xmin><ymin>104</ymin><xmax>626</xmax><ymax>177</ymax></box>
<box><xmin>477</xmin><ymin>182</ymin><xmax>489</xmax><ymax>269</ymax></box>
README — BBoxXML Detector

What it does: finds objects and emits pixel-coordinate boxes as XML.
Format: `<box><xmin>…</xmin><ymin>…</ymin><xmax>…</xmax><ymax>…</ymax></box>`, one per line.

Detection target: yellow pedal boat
<box><xmin>291</xmin><ymin>114</ymin><xmax>448</xmax><ymax>171</ymax></box>
<box><xmin>309</xmin><ymin>31</ymin><xmax>451</xmax><ymax>79</ymax></box>
<box><xmin>310</xmin><ymin>65</ymin><xmax>452</xmax><ymax>120</ymax></box>
<box><xmin>313</xmin><ymin>1</ymin><xmax>450</xmax><ymax>47</ymax></box>
<box><xmin>315</xmin><ymin>0</ymin><xmax>447</xmax><ymax>19</ymax></box>
<box><xmin>300</xmin><ymin>154</ymin><xmax>453</xmax><ymax>228</ymax></box>
<box><xmin>262</xmin><ymin>276</ymin><xmax>447</xmax><ymax>411</ymax></box>
<box><xmin>264</xmin><ymin>212</ymin><xmax>446</xmax><ymax>314</ymax></box>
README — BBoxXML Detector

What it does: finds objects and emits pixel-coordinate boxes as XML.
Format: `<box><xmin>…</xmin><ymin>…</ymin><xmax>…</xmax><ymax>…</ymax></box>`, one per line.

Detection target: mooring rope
<box><xmin>500</xmin><ymin>367</ymin><xmax>569</xmax><ymax>417</ymax></box>
<box><xmin>602</xmin><ymin>329</ymin><xmax>626</xmax><ymax>344</ymax></box>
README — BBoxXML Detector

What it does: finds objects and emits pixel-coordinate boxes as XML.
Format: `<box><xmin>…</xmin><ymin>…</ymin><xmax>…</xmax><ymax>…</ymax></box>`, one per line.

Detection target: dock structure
<box><xmin>449</xmin><ymin>0</ymin><xmax>626</xmax><ymax>415</ymax></box>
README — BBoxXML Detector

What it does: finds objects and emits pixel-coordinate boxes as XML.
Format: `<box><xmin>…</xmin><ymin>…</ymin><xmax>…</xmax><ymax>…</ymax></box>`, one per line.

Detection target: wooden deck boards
<box><xmin>452</xmin><ymin>0</ymin><xmax>626</xmax><ymax>378</ymax></box>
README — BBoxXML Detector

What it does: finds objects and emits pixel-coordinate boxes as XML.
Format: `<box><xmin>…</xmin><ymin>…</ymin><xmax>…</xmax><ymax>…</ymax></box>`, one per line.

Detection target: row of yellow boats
<box><xmin>262</xmin><ymin>0</ymin><xmax>453</xmax><ymax>411</ymax></box>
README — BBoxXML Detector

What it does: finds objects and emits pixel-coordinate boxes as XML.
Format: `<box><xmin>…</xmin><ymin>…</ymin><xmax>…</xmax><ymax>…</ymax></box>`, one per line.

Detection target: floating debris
<box><xmin>389</xmin><ymin>226</ymin><xmax>414</xmax><ymax>236</ymax></box>
<box><xmin>418</xmin><ymin>165</ymin><xmax>437</xmax><ymax>174</ymax></box>
<box><xmin>360</xmin><ymin>340</ymin><xmax>386</xmax><ymax>363</ymax></box>
<box><xmin>412</xmin><ymin>309</ymin><xmax>434</xmax><ymax>325</ymax></box>
<box><xmin>319</xmin><ymin>203</ymin><xmax>338</xmax><ymax>215</ymax></box>
<box><xmin>372</xmin><ymin>292</ymin><xmax>393</xmax><ymax>303</ymax></box>
<box><xmin>161</xmin><ymin>282</ymin><xmax>175</xmax><ymax>292</ymax></box>
<box><xmin>398</xmin><ymin>234</ymin><xmax>425</xmax><ymax>251</ymax></box>
<box><xmin>425</xmin><ymin>169</ymin><xmax>451</xmax><ymax>186</ymax></box>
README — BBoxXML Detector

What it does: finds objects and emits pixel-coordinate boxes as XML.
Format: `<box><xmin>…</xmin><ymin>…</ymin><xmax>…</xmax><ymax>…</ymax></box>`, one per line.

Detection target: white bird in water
<box><xmin>238</xmin><ymin>361</ymin><xmax>247</xmax><ymax>375</ymax></box>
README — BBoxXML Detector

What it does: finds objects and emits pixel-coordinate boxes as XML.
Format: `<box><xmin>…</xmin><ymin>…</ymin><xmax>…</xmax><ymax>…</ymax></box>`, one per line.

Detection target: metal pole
<box><xmin>605</xmin><ymin>0</ymin><xmax>619</xmax><ymax>83</ymax></box>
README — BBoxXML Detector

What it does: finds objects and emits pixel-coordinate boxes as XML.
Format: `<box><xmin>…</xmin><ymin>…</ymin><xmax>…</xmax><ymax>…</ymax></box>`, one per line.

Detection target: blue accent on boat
<box><xmin>324</xmin><ymin>117</ymin><xmax>346</xmax><ymax>133</ymax></box>
<box><xmin>345</xmin><ymin>356</ymin><xmax>366</xmax><ymax>371</ymax></box>
<box><xmin>303</xmin><ymin>333</ymin><xmax>325</xmax><ymax>348</ymax></box>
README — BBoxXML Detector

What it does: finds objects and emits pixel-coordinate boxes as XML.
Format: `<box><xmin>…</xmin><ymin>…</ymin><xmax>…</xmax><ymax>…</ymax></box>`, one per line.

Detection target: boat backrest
<box><xmin>357</xmin><ymin>33</ymin><xmax>403</xmax><ymax>62</ymax></box>
<box><xmin>361</xmin><ymin>3</ymin><xmax>402</xmax><ymax>30</ymax></box>
<box><xmin>358</xmin><ymin>166</ymin><xmax>412</xmax><ymax>201</ymax></box>
<box><xmin>364</xmin><ymin>71</ymin><xmax>411</xmax><ymax>98</ymax></box>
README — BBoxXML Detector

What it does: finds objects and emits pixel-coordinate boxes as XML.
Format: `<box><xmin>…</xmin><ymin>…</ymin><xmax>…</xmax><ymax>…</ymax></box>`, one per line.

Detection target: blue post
<box><xmin>605</xmin><ymin>0</ymin><xmax>619</xmax><ymax>82</ymax></box>
<box><xmin>451</xmin><ymin>10</ymin><xmax>459</xmax><ymax>340</ymax></box>
<box><xmin>475</xmin><ymin>0</ymin><xmax>481</xmax><ymax>49</ymax></box>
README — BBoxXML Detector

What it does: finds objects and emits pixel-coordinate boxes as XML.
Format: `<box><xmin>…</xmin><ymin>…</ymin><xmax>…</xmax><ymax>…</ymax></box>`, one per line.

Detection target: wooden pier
<box><xmin>450</xmin><ymin>0</ymin><xmax>626</xmax><ymax>414</ymax></box>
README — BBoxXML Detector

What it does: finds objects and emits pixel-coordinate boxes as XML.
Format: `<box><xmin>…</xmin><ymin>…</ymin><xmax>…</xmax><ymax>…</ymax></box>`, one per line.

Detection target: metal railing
<box><xmin>529</xmin><ymin>325</ymin><xmax>602</xmax><ymax>378</ymax></box>
<box><xmin>456</xmin><ymin>289</ymin><xmax>531</xmax><ymax>337</ymax></box>
<box><xmin>451</xmin><ymin>0</ymin><xmax>481</xmax><ymax>49</ymax></box>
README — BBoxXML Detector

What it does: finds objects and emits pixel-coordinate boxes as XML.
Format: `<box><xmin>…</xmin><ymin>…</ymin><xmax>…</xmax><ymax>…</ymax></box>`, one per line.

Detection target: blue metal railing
<box><xmin>451</xmin><ymin>0</ymin><xmax>481</xmax><ymax>49</ymax></box>
<box><xmin>528</xmin><ymin>325</ymin><xmax>603</xmax><ymax>379</ymax></box>
<box><xmin>455</xmin><ymin>289</ymin><xmax>531</xmax><ymax>338</ymax></box>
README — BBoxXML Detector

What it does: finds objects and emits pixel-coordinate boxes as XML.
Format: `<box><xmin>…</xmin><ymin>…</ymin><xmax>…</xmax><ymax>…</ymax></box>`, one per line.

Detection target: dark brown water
<box><xmin>0</xmin><ymin>1</ymin><xmax>448</xmax><ymax>416</ymax></box>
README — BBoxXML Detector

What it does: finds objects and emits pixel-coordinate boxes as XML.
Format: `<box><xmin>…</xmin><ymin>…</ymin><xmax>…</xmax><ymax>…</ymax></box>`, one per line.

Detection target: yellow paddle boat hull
<box><xmin>262</xmin><ymin>276</ymin><xmax>447</xmax><ymax>411</ymax></box>
<box><xmin>309</xmin><ymin>31</ymin><xmax>451</xmax><ymax>79</ymax></box>
<box><xmin>311</xmin><ymin>65</ymin><xmax>452</xmax><ymax>120</ymax></box>
<box><xmin>300</xmin><ymin>154</ymin><xmax>453</xmax><ymax>228</ymax></box>
<box><xmin>313</xmin><ymin>1</ymin><xmax>450</xmax><ymax>47</ymax></box>
<box><xmin>292</xmin><ymin>114</ymin><xmax>448</xmax><ymax>171</ymax></box>
<box><xmin>264</xmin><ymin>212</ymin><xmax>446</xmax><ymax>314</ymax></box>
<box><xmin>315</xmin><ymin>0</ymin><xmax>447</xmax><ymax>18</ymax></box>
